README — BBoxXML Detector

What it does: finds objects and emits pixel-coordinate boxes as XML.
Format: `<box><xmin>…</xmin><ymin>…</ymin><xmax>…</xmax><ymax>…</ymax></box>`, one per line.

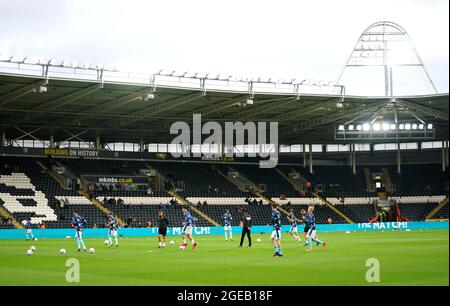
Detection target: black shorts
<box><xmin>158</xmin><ymin>227</ymin><xmax>167</xmax><ymax>236</ymax></box>
<box><xmin>304</xmin><ymin>226</ymin><xmax>310</xmax><ymax>233</ymax></box>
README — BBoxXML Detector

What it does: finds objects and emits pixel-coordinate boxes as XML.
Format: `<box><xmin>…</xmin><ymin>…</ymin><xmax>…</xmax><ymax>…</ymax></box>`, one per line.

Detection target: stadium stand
<box><xmin>1</xmin><ymin>155</ymin><xmax>449</xmax><ymax>229</ymax></box>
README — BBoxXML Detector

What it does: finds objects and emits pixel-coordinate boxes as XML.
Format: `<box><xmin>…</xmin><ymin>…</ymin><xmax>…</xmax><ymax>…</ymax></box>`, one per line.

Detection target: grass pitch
<box><xmin>0</xmin><ymin>229</ymin><xmax>448</xmax><ymax>286</ymax></box>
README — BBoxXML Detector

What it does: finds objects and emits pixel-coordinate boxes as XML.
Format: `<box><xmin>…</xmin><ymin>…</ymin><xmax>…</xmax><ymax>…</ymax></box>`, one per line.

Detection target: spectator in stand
<box><xmin>92</xmin><ymin>223</ymin><xmax>98</xmax><ymax>229</ymax></box>
<box><xmin>103</xmin><ymin>197</ymin><xmax>108</xmax><ymax>206</ymax></box>
<box><xmin>40</xmin><ymin>222</ymin><xmax>46</xmax><ymax>229</ymax></box>
<box><xmin>327</xmin><ymin>217</ymin><xmax>333</xmax><ymax>224</ymax></box>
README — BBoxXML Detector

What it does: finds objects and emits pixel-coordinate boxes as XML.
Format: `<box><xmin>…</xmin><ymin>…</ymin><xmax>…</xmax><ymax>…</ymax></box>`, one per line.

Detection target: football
<box><xmin>170</xmin><ymin>240</ymin><xmax>175</xmax><ymax>245</ymax></box>
<box><xmin>30</xmin><ymin>246</ymin><xmax>36</xmax><ymax>252</ymax></box>
<box><xmin>179</xmin><ymin>245</ymin><xmax>185</xmax><ymax>250</ymax></box>
<box><xmin>257</xmin><ymin>238</ymin><xmax>262</xmax><ymax>243</ymax></box>
<box><xmin>89</xmin><ymin>248</ymin><xmax>95</xmax><ymax>254</ymax></box>
<box><xmin>26</xmin><ymin>249</ymin><xmax>33</xmax><ymax>256</ymax></box>
<box><xmin>104</xmin><ymin>240</ymin><xmax>110</xmax><ymax>245</ymax></box>
<box><xmin>59</xmin><ymin>249</ymin><xmax>66</xmax><ymax>255</ymax></box>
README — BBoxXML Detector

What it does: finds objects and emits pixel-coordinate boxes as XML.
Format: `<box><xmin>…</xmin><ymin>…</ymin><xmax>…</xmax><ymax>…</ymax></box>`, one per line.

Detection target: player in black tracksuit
<box><xmin>239</xmin><ymin>210</ymin><xmax>252</xmax><ymax>247</ymax></box>
<box><xmin>157</xmin><ymin>210</ymin><xmax>169</xmax><ymax>248</ymax></box>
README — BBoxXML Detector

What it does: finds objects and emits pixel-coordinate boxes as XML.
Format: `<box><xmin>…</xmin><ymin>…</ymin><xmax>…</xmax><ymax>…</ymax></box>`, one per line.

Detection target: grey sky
<box><xmin>0</xmin><ymin>0</ymin><xmax>448</xmax><ymax>96</ymax></box>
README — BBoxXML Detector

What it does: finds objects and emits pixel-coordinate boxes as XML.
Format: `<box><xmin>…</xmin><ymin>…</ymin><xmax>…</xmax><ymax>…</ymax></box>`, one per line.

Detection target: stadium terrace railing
<box><xmin>0</xmin><ymin>59</ymin><xmax>345</xmax><ymax>96</ymax></box>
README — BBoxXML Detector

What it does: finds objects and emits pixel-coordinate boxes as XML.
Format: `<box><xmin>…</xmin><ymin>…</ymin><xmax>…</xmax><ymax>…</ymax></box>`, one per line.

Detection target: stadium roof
<box><xmin>0</xmin><ymin>70</ymin><xmax>448</xmax><ymax>145</ymax></box>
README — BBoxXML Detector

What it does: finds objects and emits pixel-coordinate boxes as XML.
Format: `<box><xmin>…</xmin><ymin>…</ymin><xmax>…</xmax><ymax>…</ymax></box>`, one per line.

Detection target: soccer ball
<box><xmin>89</xmin><ymin>248</ymin><xmax>95</xmax><ymax>254</ymax></box>
<box><xmin>256</xmin><ymin>238</ymin><xmax>262</xmax><ymax>243</ymax></box>
<box><xmin>59</xmin><ymin>249</ymin><xmax>66</xmax><ymax>255</ymax></box>
<box><xmin>170</xmin><ymin>240</ymin><xmax>175</xmax><ymax>246</ymax></box>
<box><xmin>179</xmin><ymin>245</ymin><xmax>185</xmax><ymax>250</ymax></box>
<box><xmin>104</xmin><ymin>240</ymin><xmax>110</xmax><ymax>245</ymax></box>
<box><xmin>34</xmin><ymin>238</ymin><xmax>38</xmax><ymax>241</ymax></box>
<box><xmin>26</xmin><ymin>249</ymin><xmax>33</xmax><ymax>256</ymax></box>
<box><xmin>30</xmin><ymin>246</ymin><xmax>36</xmax><ymax>252</ymax></box>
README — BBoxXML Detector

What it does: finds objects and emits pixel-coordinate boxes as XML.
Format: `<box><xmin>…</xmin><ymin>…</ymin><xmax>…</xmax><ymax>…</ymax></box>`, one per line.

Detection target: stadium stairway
<box><xmin>426</xmin><ymin>197</ymin><xmax>449</xmax><ymax>220</ymax></box>
<box><xmin>274</xmin><ymin>168</ymin><xmax>304</xmax><ymax>196</ymax></box>
<box><xmin>35</xmin><ymin>160</ymin><xmax>66</xmax><ymax>189</ymax></box>
<box><xmin>216</xmin><ymin>169</ymin><xmax>247</xmax><ymax>192</ymax></box>
<box><xmin>382</xmin><ymin>168</ymin><xmax>392</xmax><ymax>188</ymax></box>
<box><xmin>167</xmin><ymin>190</ymin><xmax>221</xmax><ymax>226</ymax></box>
<box><xmin>78</xmin><ymin>190</ymin><xmax>125</xmax><ymax>226</ymax></box>
<box><xmin>364</xmin><ymin>168</ymin><xmax>374</xmax><ymax>192</ymax></box>
<box><xmin>312</xmin><ymin>192</ymin><xmax>354</xmax><ymax>224</ymax></box>
<box><xmin>0</xmin><ymin>205</ymin><xmax>23</xmax><ymax>228</ymax></box>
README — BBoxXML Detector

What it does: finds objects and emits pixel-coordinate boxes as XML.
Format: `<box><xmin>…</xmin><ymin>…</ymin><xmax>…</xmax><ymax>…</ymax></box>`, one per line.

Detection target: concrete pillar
<box><xmin>349</xmin><ymin>144</ymin><xmax>353</xmax><ymax>168</ymax></box>
<box><xmin>352</xmin><ymin>144</ymin><xmax>357</xmax><ymax>175</ymax></box>
<box><xmin>1</xmin><ymin>132</ymin><xmax>5</xmax><ymax>147</ymax></box>
<box><xmin>397</xmin><ymin>143</ymin><xmax>401</xmax><ymax>175</ymax></box>
<box><xmin>309</xmin><ymin>144</ymin><xmax>313</xmax><ymax>174</ymax></box>
<box><xmin>49</xmin><ymin>135</ymin><xmax>55</xmax><ymax>148</ymax></box>
<box><xmin>96</xmin><ymin>135</ymin><xmax>101</xmax><ymax>150</ymax></box>
<box><xmin>140</xmin><ymin>139</ymin><xmax>145</xmax><ymax>152</ymax></box>
<box><xmin>446</xmin><ymin>141</ymin><xmax>449</xmax><ymax>168</ymax></box>
<box><xmin>303</xmin><ymin>144</ymin><xmax>307</xmax><ymax>168</ymax></box>
<box><xmin>442</xmin><ymin>141</ymin><xmax>446</xmax><ymax>172</ymax></box>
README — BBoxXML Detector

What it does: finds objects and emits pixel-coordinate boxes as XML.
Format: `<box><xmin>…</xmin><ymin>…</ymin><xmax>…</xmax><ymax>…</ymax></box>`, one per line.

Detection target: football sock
<box><xmin>80</xmin><ymin>239</ymin><xmax>86</xmax><ymax>250</ymax></box>
<box><xmin>313</xmin><ymin>238</ymin><xmax>323</xmax><ymax>245</ymax></box>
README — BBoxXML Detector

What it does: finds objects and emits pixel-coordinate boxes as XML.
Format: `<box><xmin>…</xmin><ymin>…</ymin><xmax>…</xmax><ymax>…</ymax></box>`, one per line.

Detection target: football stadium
<box><xmin>0</xmin><ymin>1</ymin><xmax>448</xmax><ymax>289</ymax></box>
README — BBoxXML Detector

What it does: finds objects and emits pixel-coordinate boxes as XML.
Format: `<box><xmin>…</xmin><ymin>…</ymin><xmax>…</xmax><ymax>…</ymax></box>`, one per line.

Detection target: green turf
<box><xmin>0</xmin><ymin>229</ymin><xmax>448</xmax><ymax>286</ymax></box>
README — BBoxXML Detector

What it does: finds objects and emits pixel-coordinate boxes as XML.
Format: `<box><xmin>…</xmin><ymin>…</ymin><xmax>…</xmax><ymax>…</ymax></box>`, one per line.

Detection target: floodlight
<box><xmin>418</xmin><ymin>124</ymin><xmax>424</xmax><ymax>130</ymax></box>
<box><xmin>356</xmin><ymin>125</ymin><xmax>362</xmax><ymax>131</ymax></box>
<box><xmin>390</xmin><ymin>124</ymin><xmax>396</xmax><ymax>130</ymax></box>
<box><xmin>405</xmin><ymin>124</ymin><xmax>411</xmax><ymax>130</ymax></box>
<box><xmin>348</xmin><ymin>125</ymin><xmax>354</xmax><ymax>131</ymax></box>
<box><xmin>382</xmin><ymin>123</ymin><xmax>389</xmax><ymax>131</ymax></box>
<box><xmin>399</xmin><ymin>124</ymin><xmax>404</xmax><ymax>130</ymax></box>
<box><xmin>363</xmin><ymin>123</ymin><xmax>370</xmax><ymax>131</ymax></box>
<box><xmin>412</xmin><ymin>124</ymin><xmax>418</xmax><ymax>130</ymax></box>
<box><xmin>427</xmin><ymin>124</ymin><xmax>433</xmax><ymax>129</ymax></box>
<box><xmin>373</xmin><ymin>123</ymin><xmax>381</xmax><ymax>131</ymax></box>
<box><xmin>338</xmin><ymin>125</ymin><xmax>344</xmax><ymax>131</ymax></box>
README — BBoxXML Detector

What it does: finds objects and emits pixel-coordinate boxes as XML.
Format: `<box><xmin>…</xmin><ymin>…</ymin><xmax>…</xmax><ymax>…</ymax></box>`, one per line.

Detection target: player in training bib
<box><xmin>22</xmin><ymin>219</ymin><xmax>35</xmax><ymax>241</ymax></box>
<box><xmin>71</xmin><ymin>212</ymin><xmax>87</xmax><ymax>252</ymax></box>
<box><xmin>301</xmin><ymin>206</ymin><xmax>326</xmax><ymax>251</ymax></box>
<box><xmin>223</xmin><ymin>209</ymin><xmax>233</xmax><ymax>241</ymax></box>
<box><xmin>269</xmin><ymin>204</ymin><xmax>283</xmax><ymax>257</ymax></box>
<box><xmin>180</xmin><ymin>206</ymin><xmax>197</xmax><ymax>250</ymax></box>
<box><xmin>287</xmin><ymin>209</ymin><xmax>302</xmax><ymax>242</ymax></box>
<box><xmin>105</xmin><ymin>213</ymin><xmax>119</xmax><ymax>248</ymax></box>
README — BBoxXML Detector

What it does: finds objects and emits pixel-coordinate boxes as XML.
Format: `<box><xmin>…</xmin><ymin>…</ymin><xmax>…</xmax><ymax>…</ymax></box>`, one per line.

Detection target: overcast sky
<box><xmin>0</xmin><ymin>0</ymin><xmax>448</xmax><ymax>96</ymax></box>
